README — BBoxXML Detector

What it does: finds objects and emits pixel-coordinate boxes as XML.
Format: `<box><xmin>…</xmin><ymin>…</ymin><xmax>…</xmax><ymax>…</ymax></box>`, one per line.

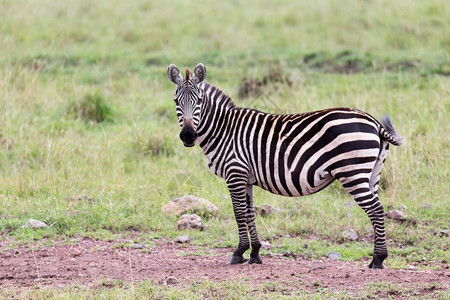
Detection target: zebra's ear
<box><xmin>167</xmin><ymin>64</ymin><xmax>183</xmax><ymax>85</ymax></box>
<box><xmin>192</xmin><ymin>63</ymin><xmax>206</xmax><ymax>84</ymax></box>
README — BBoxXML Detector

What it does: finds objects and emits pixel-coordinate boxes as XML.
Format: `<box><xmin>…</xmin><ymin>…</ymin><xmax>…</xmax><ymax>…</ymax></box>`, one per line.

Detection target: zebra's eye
<box><xmin>197</xmin><ymin>97</ymin><xmax>203</xmax><ymax>105</ymax></box>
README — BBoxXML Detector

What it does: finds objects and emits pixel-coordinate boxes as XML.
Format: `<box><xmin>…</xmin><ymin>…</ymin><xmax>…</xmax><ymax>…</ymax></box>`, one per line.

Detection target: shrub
<box><xmin>66</xmin><ymin>91</ymin><xmax>114</xmax><ymax>123</ymax></box>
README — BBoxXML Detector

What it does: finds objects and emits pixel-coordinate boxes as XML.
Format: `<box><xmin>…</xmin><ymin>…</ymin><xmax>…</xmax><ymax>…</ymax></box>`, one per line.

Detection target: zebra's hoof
<box><xmin>369</xmin><ymin>255</ymin><xmax>386</xmax><ymax>269</ymax></box>
<box><xmin>248</xmin><ymin>256</ymin><xmax>262</xmax><ymax>264</ymax></box>
<box><xmin>368</xmin><ymin>261</ymin><xmax>384</xmax><ymax>269</ymax></box>
<box><xmin>230</xmin><ymin>255</ymin><xmax>247</xmax><ymax>265</ymax></box>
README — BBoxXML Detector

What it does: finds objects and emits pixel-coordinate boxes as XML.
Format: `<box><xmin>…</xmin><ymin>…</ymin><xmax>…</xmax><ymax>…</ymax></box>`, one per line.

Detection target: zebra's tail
<box><xmin>380</xmin><ymin>115</ymin><xmax>404</xmax><ymax>146</ymax></box>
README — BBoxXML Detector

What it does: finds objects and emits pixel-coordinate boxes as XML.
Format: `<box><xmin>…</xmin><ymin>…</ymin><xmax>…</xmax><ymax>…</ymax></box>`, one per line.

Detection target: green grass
<box><xmin>0</xmin><ymin>0</ymin><xmax>449</xmax><ymax>297</ymax></box>
<box><xmin>0</xmin><ymin>279</ymin><xmax>448</xmax><ymax>300</ymax></box>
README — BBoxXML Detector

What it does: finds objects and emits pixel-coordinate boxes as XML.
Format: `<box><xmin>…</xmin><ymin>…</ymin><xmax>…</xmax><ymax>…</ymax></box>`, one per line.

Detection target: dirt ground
<box><xmin>0</xmin><ymin>238</ymin><xmax>448</xmax><ymax>296</ymax></box>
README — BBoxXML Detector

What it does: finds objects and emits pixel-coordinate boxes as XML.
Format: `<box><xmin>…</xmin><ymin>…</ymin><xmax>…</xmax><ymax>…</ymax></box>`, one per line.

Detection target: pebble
<box><xmin>177</xmin><ymin>214</ymin><xmax>204</xmax><ymax>231</ymax></box>
<box><xmin>283</xmin><ymin>251</ymin><xmax>296</xmax><ymax>258</ymax></box>
<box><xmin>344</xmin><ymin>201</ymin><xmax>356</xmax><ymax>207</ymax></box>
<box><xmin>174</xmin><ymin>235</ymin><xmax>190</xmax><ymax>243</ymax></box>
<box><xmin>131</xmin><ymin>243</ymin><xmax>144</xmax><ymax>249</ymax></box>
<box><xmin>162</xmin><ymin>195</ymin><xmax>218</xmax><ymax>216</ymax></box>
<box><xmin>21</xmin><ymin>219</ymin><xmax>47</xmax><ymax>229</ymax></box>
<box><xmin>328</xmin><ymin>252</ymin><xmax>342</xmax><ymax>260</ymax></box>
<box><xmin>166</xmin><ymin>277</ymin><xmax>178</xmax><ymax>284</ymax></box>
<box><xmin>439</xmin><ymin>230</ymin><xmax>449</xmax><ymax>237</ymax></box>
<box><xmin>343</xmin><ymin>229</ymin><xmax>359</xmax><ymax>241</ymax></box>
<box><xmin>255</xmin><ymin>204</ymin><xmax>276</xmax><ymax>217</ymax></box>
<box><xmin>385</xmin><ymin>209</ymin><xmax>407</xmax><ymax>220</ymax></box>
<box><xmin>260</xmin><ymin>241</ymin><xmax>273</xmax><ymax>250</ymax></box>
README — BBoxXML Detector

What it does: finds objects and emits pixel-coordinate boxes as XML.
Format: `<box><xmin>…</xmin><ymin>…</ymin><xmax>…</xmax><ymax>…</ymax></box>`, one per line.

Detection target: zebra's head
<box><xmin>167</xmin><ymin>63</ymin><xmax>206</xmax><ymax>147</ymax></box>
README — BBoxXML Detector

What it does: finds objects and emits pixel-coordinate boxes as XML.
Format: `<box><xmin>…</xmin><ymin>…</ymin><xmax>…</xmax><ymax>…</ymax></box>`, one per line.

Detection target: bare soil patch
<box><xmin>0</xmin><ymin>238</ymin><xmax>448</xmax><ymax>295</ymax></box>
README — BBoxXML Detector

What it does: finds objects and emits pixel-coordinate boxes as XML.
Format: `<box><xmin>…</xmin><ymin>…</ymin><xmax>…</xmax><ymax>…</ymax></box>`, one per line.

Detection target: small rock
<box><xmin>174</xmin><ymin>235</ymin><xmax>190</xmax><ymax>243</ymax></box>
<box><xmin>177</xmin><ymin>214</ymin><xmax>204</xmax><ymax>231</ymax></box>
<box><xmin>385</xmin><ymin>209</ymin><xmax>407</xmax><ymax>220</ymax></box>
<box><xmin>344</xmin><ymin>201</ymin><xmax>356</xmax><ymax>207</ymax></box>
<box><xmin>131</xmin><ymin>243</ymin><xmax>144</xmax><ymax>249</ymax></box>
<box><xmin>255</xmin><ymin>204</ymin><xmax>276</xmax><ymax>217</ymax></box>
<box><xmin>21</xmin><ymin>219</ymin><xmax>47</xmax><ymax>229</ymax></box>
<box><xmin>343</xmin><ymin>229</ymin><xmax>359</xmax><ymax>241</ymax></box>
<box><xmin>162</xmin><ymin>195</ymin><xmax>218</xmax><ymax>216</ymax></box>
<box><xmin>439</xmin><ymin>230</ymin><xmax>449</xmax><ymax>237</ymax></box>
<box><xmin>260</xmin><ymin>241</ymin><xmax>273</xmax><ymax>250</ymax></box>
<box><xmin>328</xmin><ymin>252</ymin><xmax>342</xmax><ymax>260</ymax></box>
<box><xmin>303</xmin><ymin>244</ymin><xmax>308</xmax><ymax>249</ymax></box>
<box><xmin>166</xmin><ymin>276</ymin><xmax>178</xmax><ymax>285</ymax></box>
<box><xmin>283</xmin><ymin>251</ymin><xmax>296</xmax><ymax>258</ymax></box>
<box><xmin>399</xmin><ymin>204</ymin><xmax>408</xmax><ymax>210</ymax></box>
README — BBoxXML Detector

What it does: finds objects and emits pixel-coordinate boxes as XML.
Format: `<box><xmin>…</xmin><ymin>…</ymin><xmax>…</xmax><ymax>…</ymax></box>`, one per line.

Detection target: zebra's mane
<box><xmin>200</xmin><ymin>82</ymin><xmax>236</xmax><ymax>109</ymax></box>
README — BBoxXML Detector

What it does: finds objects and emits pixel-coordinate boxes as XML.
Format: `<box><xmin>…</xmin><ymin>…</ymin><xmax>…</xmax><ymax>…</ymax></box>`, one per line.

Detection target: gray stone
<box><xmin>255</xmin><ymin>204</ymin><xmax>275</xmax><ymax>217</ymax></box>
<box><xmin>399</xmin><ymin>204</ymin><xmax>408</xmax><ymax>210</ymax></box>
<box><xmin>166</xmin><ymin>276</ymin><xmax>178</xmax><ymax>285</ymax></box>
<box><xmin>439</xmin><ymin>230</ymin><xmax>449</xmax><ymax>237</ymax></box>
<box><xmin>283</xmin><ymin>251</ymin><xmax>297</xmax><ymax>258</ymax></box>
<box><xmin>21</xmin><ymin>219</ymin><xmax>47</xmax><ymax>229</ymax></box>
<box><xmin>385</xmin><ymin>209</ymin><xmax>407</xmax><ymax>220</ymax></box>
<box><xmin>344</xmin><ymin>201</ymin><xmax>356</xmax><ymax>207</ymax></box>
<box><xmin>343</xmin><ymin>229</ymin><xmax>359</xmax><ymax>241</ymax></box>
<box><xmin>162</xmin><ymin>195</ymin><xmax>218</xmax><ymax>216</ymax></box>
<box><xmin>177</xmin><ymin>214</ymin><xmax>204</xmax><ymax>231</ymax></box>
<box><xmin>328</xmin><ymin>252</ymin><xmax>342</xmax><ymax>260</ymax></box>
<box><xmin>131</xmin><ymin>243</ymin><xmax>144</xmax><ymax>249</ymax></box>
<box><xmin>260</xmin><ymin>241</ymin><xmax>273</xmax><ymax>250</ymax></box>
<box><xmin>174</xmin><ymin>235</ymin><xmax>190</xmax><ymax>243</ymax></box>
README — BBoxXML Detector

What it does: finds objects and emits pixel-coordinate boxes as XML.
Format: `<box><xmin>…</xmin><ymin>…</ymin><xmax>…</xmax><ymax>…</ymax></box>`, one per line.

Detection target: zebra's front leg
<box><xmin>246</xmin><ymin>184</ymin><xmax>262</xmax><ymax>264</ymax></box>
<box><xmin>229</xmin><ymin>189</ymin><xmax>250</xmax><ymax>264</ymax></box>
<box><xmin>228</xmin><ymin>182</ymin><xmax>262</xmax><ymax>265</ymax></box>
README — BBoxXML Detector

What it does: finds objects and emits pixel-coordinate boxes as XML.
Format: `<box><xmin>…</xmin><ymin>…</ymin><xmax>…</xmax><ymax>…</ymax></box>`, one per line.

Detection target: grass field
<box><xmin>0</xmin><ymin>0</ymin><xmax>449</xmax><ymax>298</ymax></box>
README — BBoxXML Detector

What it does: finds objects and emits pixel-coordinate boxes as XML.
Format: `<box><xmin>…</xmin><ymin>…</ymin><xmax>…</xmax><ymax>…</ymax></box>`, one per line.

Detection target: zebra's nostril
<box><xmin>180</xmin><ymin>127</ymin><xmax>197</xmax><ymax>145</ymax></box>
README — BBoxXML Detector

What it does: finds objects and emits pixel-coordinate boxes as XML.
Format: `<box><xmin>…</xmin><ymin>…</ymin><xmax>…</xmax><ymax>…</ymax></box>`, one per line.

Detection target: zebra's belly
<box><xmin>253</xmin><ymin>169</ymin><xmax>335</xmax><ymax>197</ymax></box>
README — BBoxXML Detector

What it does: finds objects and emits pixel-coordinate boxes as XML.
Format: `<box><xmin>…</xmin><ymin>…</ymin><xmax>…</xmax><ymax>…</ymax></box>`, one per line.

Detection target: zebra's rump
<box><xmin>238</xmin><ymin>108</ymin><xmax>382</xmax><ymax>197</ymax></box>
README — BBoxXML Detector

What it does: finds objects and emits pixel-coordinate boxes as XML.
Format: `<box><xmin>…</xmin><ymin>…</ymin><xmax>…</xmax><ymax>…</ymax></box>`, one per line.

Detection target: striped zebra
<box><xmin>167</xmin><ymin>63</ymin><xmax>403</xmax><ymax>269</ymax></box>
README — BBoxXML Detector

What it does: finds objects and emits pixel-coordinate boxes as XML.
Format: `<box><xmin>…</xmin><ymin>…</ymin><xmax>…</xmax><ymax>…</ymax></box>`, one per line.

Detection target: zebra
<box><xmin>167</xmin><ymin>63</ymin><xmax>403</xmax><ymax>269</ymax></box>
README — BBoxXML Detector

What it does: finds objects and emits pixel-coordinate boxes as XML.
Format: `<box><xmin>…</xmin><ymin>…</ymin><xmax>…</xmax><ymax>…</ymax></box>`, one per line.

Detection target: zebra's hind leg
<box><xmin>338</xmin><ymin>175</ymin><xmax>388</xmax><ymax>269</ymax></box>
<box><xmin>245</xmin><ymin>184</ymin><xmax>262</xmax><ymax>264</ymax></box>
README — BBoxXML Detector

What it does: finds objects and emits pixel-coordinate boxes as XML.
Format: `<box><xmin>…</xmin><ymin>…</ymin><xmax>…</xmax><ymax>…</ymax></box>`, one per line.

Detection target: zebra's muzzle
<box><xmin>180</xmin><ymin>120</ymin><xmax>197</xmax><ymax>147</ymax></box>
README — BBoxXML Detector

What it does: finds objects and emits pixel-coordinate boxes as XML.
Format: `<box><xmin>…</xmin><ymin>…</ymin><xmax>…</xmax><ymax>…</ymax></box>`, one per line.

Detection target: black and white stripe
<box><xmin>168</xmin><ymin>63</ymin><xmax>403</xmax><ymax>269</ymax></box>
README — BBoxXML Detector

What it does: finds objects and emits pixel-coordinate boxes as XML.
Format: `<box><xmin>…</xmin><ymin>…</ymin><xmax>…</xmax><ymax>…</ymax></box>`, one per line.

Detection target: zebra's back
<box><xmin>233</xmin><ymin>107</ymin><xmax>382</xmax><ymax>197</ymax></box>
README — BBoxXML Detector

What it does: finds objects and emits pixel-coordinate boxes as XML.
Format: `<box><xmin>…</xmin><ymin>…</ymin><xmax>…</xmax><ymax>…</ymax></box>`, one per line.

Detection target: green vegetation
<box><xmin>0</xmin><ymin>0</ymin><xmax>448</xmax><ymax>297</ymax></box>
<box><xmin>1</xmin><ymin>279</ymin><xmax>447</xmax><ymax>300</ymax></box>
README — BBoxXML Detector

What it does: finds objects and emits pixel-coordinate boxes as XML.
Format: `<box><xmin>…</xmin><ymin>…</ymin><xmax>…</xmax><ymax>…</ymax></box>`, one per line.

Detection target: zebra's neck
<box><xmin>196</xmin><ymin>82</ymin><xmax>236</xmax><ymax>155</ymax></box>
